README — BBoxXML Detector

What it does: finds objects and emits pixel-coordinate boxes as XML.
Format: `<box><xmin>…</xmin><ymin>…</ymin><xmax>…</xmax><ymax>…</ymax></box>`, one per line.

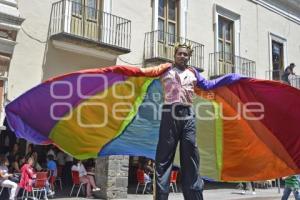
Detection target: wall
<box><xmin>7</xmin><ymin>0</ymin><xmax>54</xmax><ymax>100</ymax></box>
<box><xmin>112</xmin><ymin>0</ymin><xmax>156</xmax><ymax>67</ymax></box>
<box><xmin>110</xmin><ymin>0</ymin><xmax>300</xmax><ymax>78</ymax></box>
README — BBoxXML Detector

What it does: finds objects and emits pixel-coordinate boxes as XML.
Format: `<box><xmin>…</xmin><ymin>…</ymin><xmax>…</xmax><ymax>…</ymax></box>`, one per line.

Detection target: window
<box><xmin>72</xmin><ymin>0</ymin><xmax>82</xmax><ymax>16</ymax></box>
<box><xmin>158</xmin><ymin>0</ymin><xmax>178</xmax><ymax>44</ymax></box>
<box><xmin>271</xmin><ymin>40</ymin><xmax>284</xmax><ymax>80</ymax></box>
<box><xmin>72</xmin><ymin>0</ymin><xmax>98</xmax><ymax>19</ymax></box>
<box><xmin>218</xmin><ymin>16</ymin><xmax>234</xmax><ymax>62</ymax></box>
<box><xmin>86</xmin><ymin>0</ymin><xmax>97</xmax><ymax>20</ymax></box>
<box><xmin>70</xmin><ymin>0</ymin><xmax>102</xmax><ymax>39</ymax></box>
<box><xmin>268</xmin><ymin>33</ymin><xmax>287</xmax><ymax>81</ymax></box>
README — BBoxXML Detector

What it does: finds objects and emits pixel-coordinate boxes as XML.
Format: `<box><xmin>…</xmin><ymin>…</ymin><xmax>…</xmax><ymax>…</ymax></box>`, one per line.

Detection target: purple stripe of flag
<box><xmin>6</xmin><ymin>72</ymin><xmax>126</xmax><ymax>139</ymax></box>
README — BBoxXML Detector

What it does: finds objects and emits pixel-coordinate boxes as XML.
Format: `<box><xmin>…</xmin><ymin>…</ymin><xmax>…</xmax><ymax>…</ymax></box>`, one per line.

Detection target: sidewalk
<box><xmin>57</xmin><ymin>188</ymin><xmax>284</xmax><ymax>200</ymax></box>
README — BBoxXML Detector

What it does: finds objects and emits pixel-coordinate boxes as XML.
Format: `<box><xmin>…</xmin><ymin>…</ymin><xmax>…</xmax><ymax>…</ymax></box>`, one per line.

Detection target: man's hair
<box><xmin>174</xmin><ymin>43</ymin><xmax>193</xmax><ymax>56</ymax></box>
<box><xmin>290</xmin><ymin>63</ymin><xmax>295</xmax><ymax>67</ymax></box>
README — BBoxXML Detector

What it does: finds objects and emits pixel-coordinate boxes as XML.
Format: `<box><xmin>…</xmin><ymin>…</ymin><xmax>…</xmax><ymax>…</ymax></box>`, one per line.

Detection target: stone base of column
<box><xmin>95</xmin><ymin>155</ymin><xmax>129</xmax><ymax>199</ymax></box>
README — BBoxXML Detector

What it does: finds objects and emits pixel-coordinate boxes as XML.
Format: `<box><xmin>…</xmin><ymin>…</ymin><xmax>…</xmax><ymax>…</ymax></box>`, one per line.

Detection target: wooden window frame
<box><xmin>72</xmin><ymin>0</ymin><xmax>83</xmax><ymax>17</ymax></box>
<box><xmin>158</xmin><ymin>0</ymin><xmax>179</xmax><ymax>45</ymax></box>
<box><xmin>86</xmin><ymin>0</ymin><xmax>99</xmax><ymax>22</ymax></box>
<box><xmin>218</xmin><ymin>16</ymin><xmax>234</xmax><ymax>63</ymax></box>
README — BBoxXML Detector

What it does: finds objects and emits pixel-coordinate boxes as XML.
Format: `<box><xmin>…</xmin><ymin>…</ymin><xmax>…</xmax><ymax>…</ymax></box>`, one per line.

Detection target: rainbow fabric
<box><xmin>5</xmin><ymin>64</ymin><xmax>300</xmax><ymax>181</ymax></box>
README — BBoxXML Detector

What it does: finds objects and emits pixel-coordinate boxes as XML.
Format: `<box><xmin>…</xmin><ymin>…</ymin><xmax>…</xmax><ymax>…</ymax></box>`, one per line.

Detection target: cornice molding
<box><xmin>0</xmin><ymin>12</ymin><xmax>24</xmax><ymax>27</ymax></box>
<box><xmin>250</xmin><ymin>0</ymin><xmax>300</xmax><ymax>24</ymax></box>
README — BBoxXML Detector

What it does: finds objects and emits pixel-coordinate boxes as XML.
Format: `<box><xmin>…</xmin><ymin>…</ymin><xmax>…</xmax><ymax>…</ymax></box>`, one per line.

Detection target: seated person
<box><xmin>19</xmin><ymin>157</ymin><xmax>54</xmax><ymax>197</ymax></box>
<box><xmin>10</xmin><ymin>154</ymin><xmax>21</xmax><ymax>173</ymax></box>
<box><xmin>31</xmin><ymin>152</ymin><xmax>42</xmax><ymax>172</ymax></box>
<box><xmin>137</xmin><ymin>163</ymin><xmax>152</xmax><ymax>193</ymax></box>
<box><xmin>85</xmin><ymin>159</ymin><xmax>96</xmax><ymax>175</ymax></box>
<box><xmin>138</xmin><ymin>162</ymin><xmax>152</xmax><ymax>183</ymax></box>
<box><xmin>19</xmin><ymin>157</ymin><xmax>36</xmax><ymax>194</ymax></box>
<box><xmin>144</xmin><ymin>159</ymin><xmax>154</xmax><ymax>178</ymax></box>
<box><xmin>0</xmin><ymin>155</ymin><xmax>19</xmax><ymax>200</ymax></box>
<box><xmin>47</xmin><ymin>155</ymin><xmax>57</xmax><ymax>177</ymax></box>
<box><xmin>71</xmin><ymin>160</ymin><xmax>100</xmax><ymax>198</ymax></box>
<box><xmin>47</xmin><ymin>154</ymin><xmax>57</xmax><ymax>192</ymax></box>
<box><xmin>5</xmin><ymin>143</ymin><xmax>20</xmax><ymax>167</ymax></box>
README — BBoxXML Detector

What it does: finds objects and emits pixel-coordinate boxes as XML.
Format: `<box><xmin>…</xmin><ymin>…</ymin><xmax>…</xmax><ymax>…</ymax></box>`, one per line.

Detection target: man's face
<box><xmin>174</xmin><ymin>47</ymin><xmax>190</xmax><ymax>68</ymax></box>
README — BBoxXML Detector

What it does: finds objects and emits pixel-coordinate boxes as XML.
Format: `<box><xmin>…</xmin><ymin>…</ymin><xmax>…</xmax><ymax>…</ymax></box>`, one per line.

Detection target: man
<box><xmin>281</xmin><ymin>175</ymin><xmax>300</xmax><ymax>200</ymax></box>
<box><xmin>282</xmin><ymin>63</ymin><xmax>296</xmax><ymax>85</ymax></box>
<box><xmin>0</xmin><ymin>155</ymin><xmax>19</xmax><ymax>200</ymax></box>
<box><xmin>154</xmin><ymin>43</ymin><xmax>203</xmax><ymax>200</ymax></box>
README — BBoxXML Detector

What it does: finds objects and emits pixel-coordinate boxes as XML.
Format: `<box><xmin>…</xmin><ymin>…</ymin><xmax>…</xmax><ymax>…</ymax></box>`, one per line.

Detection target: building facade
<box><xmin>5</xmin><ymin>0</ymin><xmax>300</xmax><ymax>198</ymax></box>
<box><xmin>0</xmin><ymin>0</ymin><xmax>23</xmax><ymax>129</ymax></box>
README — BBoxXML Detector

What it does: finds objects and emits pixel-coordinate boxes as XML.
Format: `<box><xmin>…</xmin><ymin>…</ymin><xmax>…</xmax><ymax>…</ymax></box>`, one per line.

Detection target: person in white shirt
<box><xmin>47</xmin><ymin>145</ymin><xmax>57</xmax><ymax>160</ymax></box>
<box><xmin>71</xmin><ymin>160</ymin><xmax>100</xmax><ymax>198</ymax></box>
<box><xmin>0</xmin><ymin>156</ymin><xmax>19</xmax><ymax>200</ymax></box>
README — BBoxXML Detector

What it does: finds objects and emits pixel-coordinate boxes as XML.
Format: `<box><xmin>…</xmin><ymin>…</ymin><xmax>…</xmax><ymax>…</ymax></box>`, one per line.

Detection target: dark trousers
<box><xmin>155</xmin><ymin>104</ymin><xmax>203</xmax><ymax>200</ymax></box>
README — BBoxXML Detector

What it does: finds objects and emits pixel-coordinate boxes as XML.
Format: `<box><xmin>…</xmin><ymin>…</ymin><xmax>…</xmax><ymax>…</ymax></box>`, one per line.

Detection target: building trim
<box><xmin>0</xmin><ymin>76</ymin><xmax>8</xmax><ymax>126</ymax></box>
<box><xmin>103</xmin><ymin>0</ymin><xmax>112</xmax><ymax>13</ymax></box>
<box><xmin>0</xmin><ymin>0</ymin><xmax>17</xmax><ymax>8</ymax></box>
<box><xmin>268</xmin><ymin>32</ymin><xmax>288</xmax><ymax>71</ymax></box>
<box><xmin>52</xmin><ymin>40</ymin><xmax>117</xmax><ymax>61</ymax></box>
<box><xmin>250</xmin><ymin>0</ymin><xmax>300</xmax><ymax>25</ymax></box>
<box><xmin>153</xmin><ymin>0</ymin><xmax>158</xmax><ymax>30</ymax></box>
<box><xmin>0</xmin><ymin>12</ymin><xmax>24</xmax><ymax>25</ymax></box>
<box><xmin>179</xmin><ymin>0</ymin><xmax>187</xmax><ymax>39</ymax></box>
<box><xmin>0</xmin><ymin>22</ymin><xmax>20</xmax><ymax>30</ymax></box>
<box><xmin>0</xmin><ymin>37</ymin><xmax>16</xmax><ymax>54</ymax></box>
<box><xmin>0</xmin><ymin>12</ymin><xmax>24</xmax><ymax>28</ymax></box>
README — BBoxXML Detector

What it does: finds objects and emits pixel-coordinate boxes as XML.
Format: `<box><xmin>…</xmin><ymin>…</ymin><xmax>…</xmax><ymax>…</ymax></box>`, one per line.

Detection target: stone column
<box><xmin>95</xmin><ymin>155</ymin><xmax>129</xmax><ymax>199</ymax></box>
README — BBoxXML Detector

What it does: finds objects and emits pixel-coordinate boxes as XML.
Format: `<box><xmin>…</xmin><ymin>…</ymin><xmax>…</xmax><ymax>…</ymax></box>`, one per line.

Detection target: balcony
<box><xmin>265</xmin><ymin>70</ymin><xmax>300</xmax><ymax>89</ymax></box>
<box><xmin>144</xmin><ymin>30</ymin><xmax>204</xmax><ymax>69</ymax></box>
<box><xmin>49</xmin><ymin>0</ymin><xmax>131</xmax><ymax>60</ymax></box>
<box><xmin>208</xmin><ymin>52</ymin><xmax>256</xmax><ymax>78</ymax></box>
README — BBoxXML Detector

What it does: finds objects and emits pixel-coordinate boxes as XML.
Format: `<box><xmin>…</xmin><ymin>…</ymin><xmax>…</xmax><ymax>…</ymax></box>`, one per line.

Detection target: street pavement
<box><xmin>56</xmin><ymin>188</ymin><xmax>288</xmax><ymax>199</ymax></box>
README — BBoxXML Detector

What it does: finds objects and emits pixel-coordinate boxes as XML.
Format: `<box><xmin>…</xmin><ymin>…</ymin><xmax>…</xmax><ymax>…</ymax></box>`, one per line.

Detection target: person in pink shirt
<box><xmin>19</xmin><ymin>157</ymin><xmax>36</xmax><ymax>193</ymax></box>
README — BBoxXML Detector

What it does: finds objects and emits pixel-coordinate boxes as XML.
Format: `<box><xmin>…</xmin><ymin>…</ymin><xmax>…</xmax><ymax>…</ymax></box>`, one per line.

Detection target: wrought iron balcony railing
<box><xmin>144</xmin><ymin>30</ymin><xmax>204</xmax><ymax>69</ymax></box>
<box><xmin>208</xmin><ymin>52</ymin><xmax>256</xmax><ymax>78</ymax></box>
<box><xmin>265</xmin><ymin>69</ymin><xmax>284</xmax><ymax>81</ymax></box>
<box><xmin>290</xmin><ymin>76</ymin><xmax>300</xmax><ymax>89</ymax></box>
<box><xmin>265</xmin><ymin>70</ymin><xmax>300</xmax><ymax>89</ymax></box>
<box><xmin>49</xmin><ymin>0</ymin><xmax>131</xmax><ymax>51</ymax></box>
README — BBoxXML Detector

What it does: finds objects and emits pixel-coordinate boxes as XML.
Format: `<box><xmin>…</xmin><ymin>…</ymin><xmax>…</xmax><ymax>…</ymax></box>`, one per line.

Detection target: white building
<box><xmin>4</xmin><ymin>0</ymin><xmax>300</xmax><ymax>198</ymax></box>
<box><xmin>0</xmin><ymin>0</ymin><xmax>23</xmax><ymax>128</ymax></box>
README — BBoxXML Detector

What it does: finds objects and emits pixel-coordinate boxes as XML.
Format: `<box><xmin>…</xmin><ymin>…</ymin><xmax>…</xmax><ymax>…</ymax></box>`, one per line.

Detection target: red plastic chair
<box><xmin>48</xmin><ymin>169</ymin><xmax>62</xmax><ymax>191</ymax></box>
<box><xmin>170</xmin><ymin>170</ymin><xmax>178</xmax><ymax>192</ymax></box>
<box><xmin>48</xmin><ymin>174</ymin><xmax>56</xmax><ymax>191</ymax></box>
<box><xmin>135</xmin><ymin>169</ymin><xmax>151</xmax><ymax>194</ymax></box>
<box><xmin>22</xmin><ymin>171</ymin><xmax>48</xmax><ymax>199</ymax></box>
<box><xmin>70</xmin><ymin>170</ymin><xmax>87</xmax><ymax>197</ymax></box>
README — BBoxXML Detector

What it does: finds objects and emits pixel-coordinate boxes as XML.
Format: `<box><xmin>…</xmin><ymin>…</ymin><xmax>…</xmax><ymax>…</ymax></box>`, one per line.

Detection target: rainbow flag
<box><xmin>5</xmin><ymin>64</ymin><xmax>300</xmax><ymax>181</ymax></box>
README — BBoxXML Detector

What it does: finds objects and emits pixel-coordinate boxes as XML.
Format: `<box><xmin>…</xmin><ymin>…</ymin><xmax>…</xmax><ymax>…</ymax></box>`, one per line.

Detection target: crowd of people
<box><xmin>0</xmin><ymin>143</ymin><xmax>101</xmax><ymax>199</ymax></box>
